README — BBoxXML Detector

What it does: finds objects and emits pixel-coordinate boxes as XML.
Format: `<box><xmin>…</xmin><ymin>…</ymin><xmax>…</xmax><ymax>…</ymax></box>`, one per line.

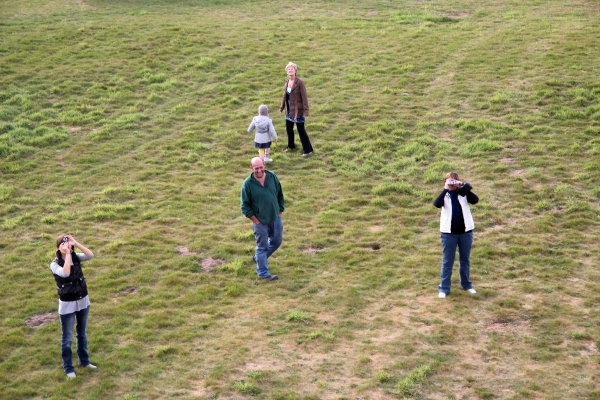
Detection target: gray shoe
<box><xmin>301</xmin><ymin>152</ymin><xmax>313</xmax><ymax>158</ymax></box>
<box><xmin>66</xmin><ymin>372</ymin><xmax>76</xmax><ymax>378</ymax></box>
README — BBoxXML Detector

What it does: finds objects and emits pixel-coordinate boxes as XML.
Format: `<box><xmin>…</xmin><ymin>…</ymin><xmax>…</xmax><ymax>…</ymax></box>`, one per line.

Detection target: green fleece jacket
<box><xmin>240</xmin><ymin>170</ymin><xmax>285</xmax><ymax>223</ymax></box>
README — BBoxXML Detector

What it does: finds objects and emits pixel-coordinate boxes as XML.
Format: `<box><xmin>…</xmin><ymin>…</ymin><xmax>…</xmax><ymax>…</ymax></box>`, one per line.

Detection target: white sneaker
<box><xmin>264</xmin><ymin>156</ymin><xmax>273</xmax><ymax>162</ymax></box>
<box><xmin>85</xmin><ymin>364</ymin><xmax>97</xmax><ymax>369</ymax></box>
<box><xmin>66</xmin><ymin>372</ymin><xmax>76</xmax><ymax>378</ymax></box>
<box><xmin>467</xmin><ymin>288</ymin><xmax>477</xmax><ymax>294</ymax></box>
<box><xmin>438</xmin><ymin>292</ymin><xmax>446</xmax><ymax>299</ymax></box>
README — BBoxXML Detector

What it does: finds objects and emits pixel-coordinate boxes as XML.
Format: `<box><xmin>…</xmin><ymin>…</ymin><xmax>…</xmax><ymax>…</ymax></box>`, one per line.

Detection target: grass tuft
<box><xmin>154</xmin><ymin>346</ymin><xmax>178</xmax><ymax>358</ymax></box>
<box><xmin>377</xmin><ymin>371</ymin><xmax>394</xmax><ymax>383</ymax></box>
<box><xmin>0</xmin><ymin>184</ymin><xmax>14</xmax><ymax>201</ymax></box>
<box><xmin>396</xmin><ymin>364</ymin><xmax>432</xmax><ymax>396</ymax></box>
<box><xmin>218</xmin><ymin>259</ymin><xmax>244</xmax><ymax>275</ymax></box>
<box><xmin>286</xmin><ymin>311</ymin><xmax>310</xmax><ymax>323</ymax></box>
<box><xmin>306</xmin><ymin>330</ymin><xmax>323</xmax><ymax>340</ymax></box>
<box><xmin>233</xmin><ymin>381</ymin><xmax>261</xmax><ymax>396</ymax></box>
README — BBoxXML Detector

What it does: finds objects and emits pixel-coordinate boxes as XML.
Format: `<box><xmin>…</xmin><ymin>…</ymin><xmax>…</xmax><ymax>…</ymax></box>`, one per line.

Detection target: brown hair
<box><xmin>444</xmin><ymin>172</ymin><xmax>459</xmax><ymax>182</ymax></box>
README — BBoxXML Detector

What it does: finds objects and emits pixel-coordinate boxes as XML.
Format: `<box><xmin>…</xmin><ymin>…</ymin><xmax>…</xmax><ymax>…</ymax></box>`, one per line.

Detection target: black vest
<box><xmin>52</xmin><ymin>253</ymin><xmax>88</xmax><ymax>301</ymax></box>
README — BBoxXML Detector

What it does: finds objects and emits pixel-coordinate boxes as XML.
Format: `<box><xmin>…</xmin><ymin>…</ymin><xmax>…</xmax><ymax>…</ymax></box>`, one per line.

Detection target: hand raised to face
<box><xmin>59</xmin><ymin>241</ymin><xmax>71</xmax><ymax>255</ymax></box>
<box><xmin>444</xmin><ymin>179</ymin><xmax>462</xmax><ymax>191</ymax></box>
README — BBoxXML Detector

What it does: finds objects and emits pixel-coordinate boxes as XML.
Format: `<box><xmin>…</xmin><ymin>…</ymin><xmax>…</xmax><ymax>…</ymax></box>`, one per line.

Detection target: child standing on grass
<box><xmin>248</xmin><ymin>104</ymin><xmax>278</xmax><ymax>162</ymax></box>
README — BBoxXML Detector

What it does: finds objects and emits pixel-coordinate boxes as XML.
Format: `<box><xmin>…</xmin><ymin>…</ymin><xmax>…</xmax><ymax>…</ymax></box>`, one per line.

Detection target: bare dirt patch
<box><xmin>270</xmin><ymin>341</ymin><xmax>387</xmax><ymax>400</ymax></box>
<box><xmin>201</xmin><ymin>257</ymin><xmax>226</xmax><ymax>272</ymax></box>
<box><xmin>442</xmin><ymin>11</ymin><xmax>470</xmax><ymax>18</ymax></box>
<box><xmin>367</xmin><ymin>225</ymin><xmax>385</xmax><ymax>232</ymax></box>
<box><xmin>581</xmin><ymin>341</ymin><xmax>599</xmax><ymax>355</ymax></box>
<box><xmin>301</xmin><ymin>245</ymin><xmax>330</xmax><ymax>254</ymax></box>
<box><xmin>188</xmin><ymin>384</ymin><xmax>215</xmax><ymax>399</ymax></box>
<box><xmin>500</xmin><ymin>158</ymin><xmax>516</xmax><ymax>164</ymax></box>
<box><xmin>359</xmin><ymin>243</ymin><xmax>382</xmax><ymax>251</ymax></box>
<box><xmin>243</xmin><ymin>356</ymin><xmax>288</xmax><ymax>372</ymax></box>
<box><xmin>176</xmin><ymin>245</ymin><xmax>196</xmax><ymax>256</ymax></box>
<box><xmin>73</xmin><ymin>0</ymin><xmax>94</xmax><ymax>9</ymax></box>
<box><xmin>44</xmin><ymin>0</ymin><xmax>95</xmax><ymax>11</ymax></box>
<box><xmin>116</xmin><ymin>286</ymin><xmax>140</xmax><ymax>297</ymax></box>
<box><xmin>484</xmin><ymin>319</ymin><xmax>531</xmax><ymax>335</ymax></box>
<box><xmin>508</xmin><ymin>147</ymin><xmax>525</xmax><ymax>153</ymax></box>
<box><xmin>25</xmin><ymin>312</ymin><xmax>55</xmax><ymax>328</ymax></box>
<box><xmin>483</xmin><ymin>224</ymin><xmax>504</xmax><ymax>233</ymax></box>
<box><xmin>510</xmin><ymin>169</ymin><xmax>525</xmax><ymax>176</ymax></box>
<box><xmin>554</xmin><ymin>205</ymin><xmax>565</xmax><ymax>212</ymax></box>
<box><xmin>314</xmin><ymin>312</ymin><xmax>337</xmax><ymax>325</ymax></box>
<box><xmin>429</xmin><ymin>72</ymin><xmax>456</xmax><ymax>91</ymax></box>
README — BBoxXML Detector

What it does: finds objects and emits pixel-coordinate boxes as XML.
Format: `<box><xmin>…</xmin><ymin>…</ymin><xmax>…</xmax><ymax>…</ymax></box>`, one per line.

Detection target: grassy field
<box><xmin>1</xmin><ymin>0</ymin><xmax>600</xmax><ymax>399</ymax></box>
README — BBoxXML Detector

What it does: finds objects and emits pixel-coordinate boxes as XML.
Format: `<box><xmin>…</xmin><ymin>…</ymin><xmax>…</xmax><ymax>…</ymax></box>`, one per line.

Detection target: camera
<box><xmin>448</xmin><ymin>180</ymin><xmax>458</xmax><ymax>185</ymax></box>
<box><xmin>62</xmin><ymin>236</ymin><xmax>69</xmax><ymax>243</ymax></box>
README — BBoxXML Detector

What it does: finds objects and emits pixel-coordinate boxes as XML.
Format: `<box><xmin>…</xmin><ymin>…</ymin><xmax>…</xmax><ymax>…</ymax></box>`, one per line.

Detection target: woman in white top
<box><xmin>433</xmin><ymin>173</ymin><xmax>479</xmax><ymax>298</ymax></box>
<box><xmin>50</xmin><ymin>234</ymin><xmax>96</xmax><ymax>378</ymax></box>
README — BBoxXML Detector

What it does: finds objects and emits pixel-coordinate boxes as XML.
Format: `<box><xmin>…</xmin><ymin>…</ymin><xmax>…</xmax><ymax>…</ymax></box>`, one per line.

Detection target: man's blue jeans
<box><xmin>253</xmin><ymin>217</ymin><xmax>283</xmax><ymax>278</ymax></box>
<box><xmin>59</xmin><ymin>306</ymin><xmax>90</xmax><ymax>373</ymax></box>
<box><xmin>439</xmin><ymin>231</ymin><xmax>473</xmax><ymax>294</ymax></box>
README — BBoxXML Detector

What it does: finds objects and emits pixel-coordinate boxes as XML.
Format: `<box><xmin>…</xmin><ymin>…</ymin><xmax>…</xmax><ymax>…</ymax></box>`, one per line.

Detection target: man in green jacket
<box><xmin>240</xmin><ymin>157</ymin><xmax>285</xmax><ymax>280</ymax></box>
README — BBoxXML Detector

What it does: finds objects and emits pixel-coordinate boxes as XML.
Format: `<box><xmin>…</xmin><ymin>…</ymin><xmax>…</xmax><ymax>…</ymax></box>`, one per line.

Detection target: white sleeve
<box><xmin>50</xmin><ymin>261</ymin><xmax>69</xmax><ymax>278</ymax></box>
<box><xmin>50</xmin><ymin>253</ymin><xmax>94</xmax><ymax>278</ymax></box>
<box><xmin>76</xmin><ymin>252</ymin><xmax>94</xmax><ymax>262</ymax></box>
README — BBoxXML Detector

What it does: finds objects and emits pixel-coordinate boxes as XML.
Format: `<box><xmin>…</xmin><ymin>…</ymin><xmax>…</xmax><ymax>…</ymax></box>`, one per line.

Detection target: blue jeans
<box><xmin>253</xmin><ymin>217</ymin><xmax>283</xmax><ymax>278</ymax></box>
<box><xmin>439</xmin><ymin>231</ymin><xmax>473</xmax><ymax>294</ymax></box>
<box><xmin>59</xmin><ymin>306</ymin><xmax>90</xmax><ymax>373</ymax></box>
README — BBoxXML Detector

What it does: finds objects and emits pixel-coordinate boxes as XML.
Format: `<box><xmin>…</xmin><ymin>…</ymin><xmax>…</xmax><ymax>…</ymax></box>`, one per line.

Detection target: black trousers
<box><xmin>286</xmin><ymin>120</ymin><xmax>313</xmax><ymax>154</ymax></box>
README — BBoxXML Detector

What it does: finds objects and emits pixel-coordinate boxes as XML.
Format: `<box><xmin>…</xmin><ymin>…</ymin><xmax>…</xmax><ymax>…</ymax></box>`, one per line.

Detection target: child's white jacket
<box><xmin>248</xmin><ymin>116</ymin><xmax>278</xmax><ymax>144</ymax></box>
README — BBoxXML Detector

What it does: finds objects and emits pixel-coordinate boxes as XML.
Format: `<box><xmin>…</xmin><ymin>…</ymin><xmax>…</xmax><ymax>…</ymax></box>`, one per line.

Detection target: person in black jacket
<box><xmin>50</xmin><ymin>234</ymin><xmax>96</xmax><ymax>378</ymax></box>
<box><xmin>433</xmin><ymin>172</ymin><xmax>479</xmax><ymax>299</ymax></box>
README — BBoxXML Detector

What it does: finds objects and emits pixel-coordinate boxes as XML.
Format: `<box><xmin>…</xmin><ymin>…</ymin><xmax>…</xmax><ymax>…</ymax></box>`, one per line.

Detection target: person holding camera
<box><xmin>50</xmin><ymin>234</ymin><xmax>96</xmax><ymax>378</ymax></box>
<box><xmin>433</xmin><ymin>172</ymin><xmax>479</xmax><ymax>298</ymax></box>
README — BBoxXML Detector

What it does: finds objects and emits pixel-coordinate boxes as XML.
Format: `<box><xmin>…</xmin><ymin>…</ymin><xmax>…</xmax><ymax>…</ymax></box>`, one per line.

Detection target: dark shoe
<box><xmin>260</xmin><ymin>275</ymin><xmax>279</xmax><ymax>281</ymax></box>
<box><xmin>284</xmin><ymin>147</ymin><xmax>297</xmax><ymax>152</ymax></box>
<box><xmin>252</xmin><ymin>255</ymin><xmax>256</xmax><ymax>263</ymax></box>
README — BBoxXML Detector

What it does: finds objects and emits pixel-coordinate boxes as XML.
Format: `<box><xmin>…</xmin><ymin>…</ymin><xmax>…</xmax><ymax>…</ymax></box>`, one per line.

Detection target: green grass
<box><xmin>396</xmin><ymin>364</ymin><xmax>433</xmax><ymax>396</ymax></box>
<box><xmin>2</xmin><ymin>0</ymin><xmax>600</xmax><ymax>399</ymax></box>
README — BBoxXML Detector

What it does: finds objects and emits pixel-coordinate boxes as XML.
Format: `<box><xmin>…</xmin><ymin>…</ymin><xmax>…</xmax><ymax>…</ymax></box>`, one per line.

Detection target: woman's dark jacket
<box><xmin>52</xmin><ymin>253</ymin><xmax>88</xmax><ymax>301</ymax></box>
